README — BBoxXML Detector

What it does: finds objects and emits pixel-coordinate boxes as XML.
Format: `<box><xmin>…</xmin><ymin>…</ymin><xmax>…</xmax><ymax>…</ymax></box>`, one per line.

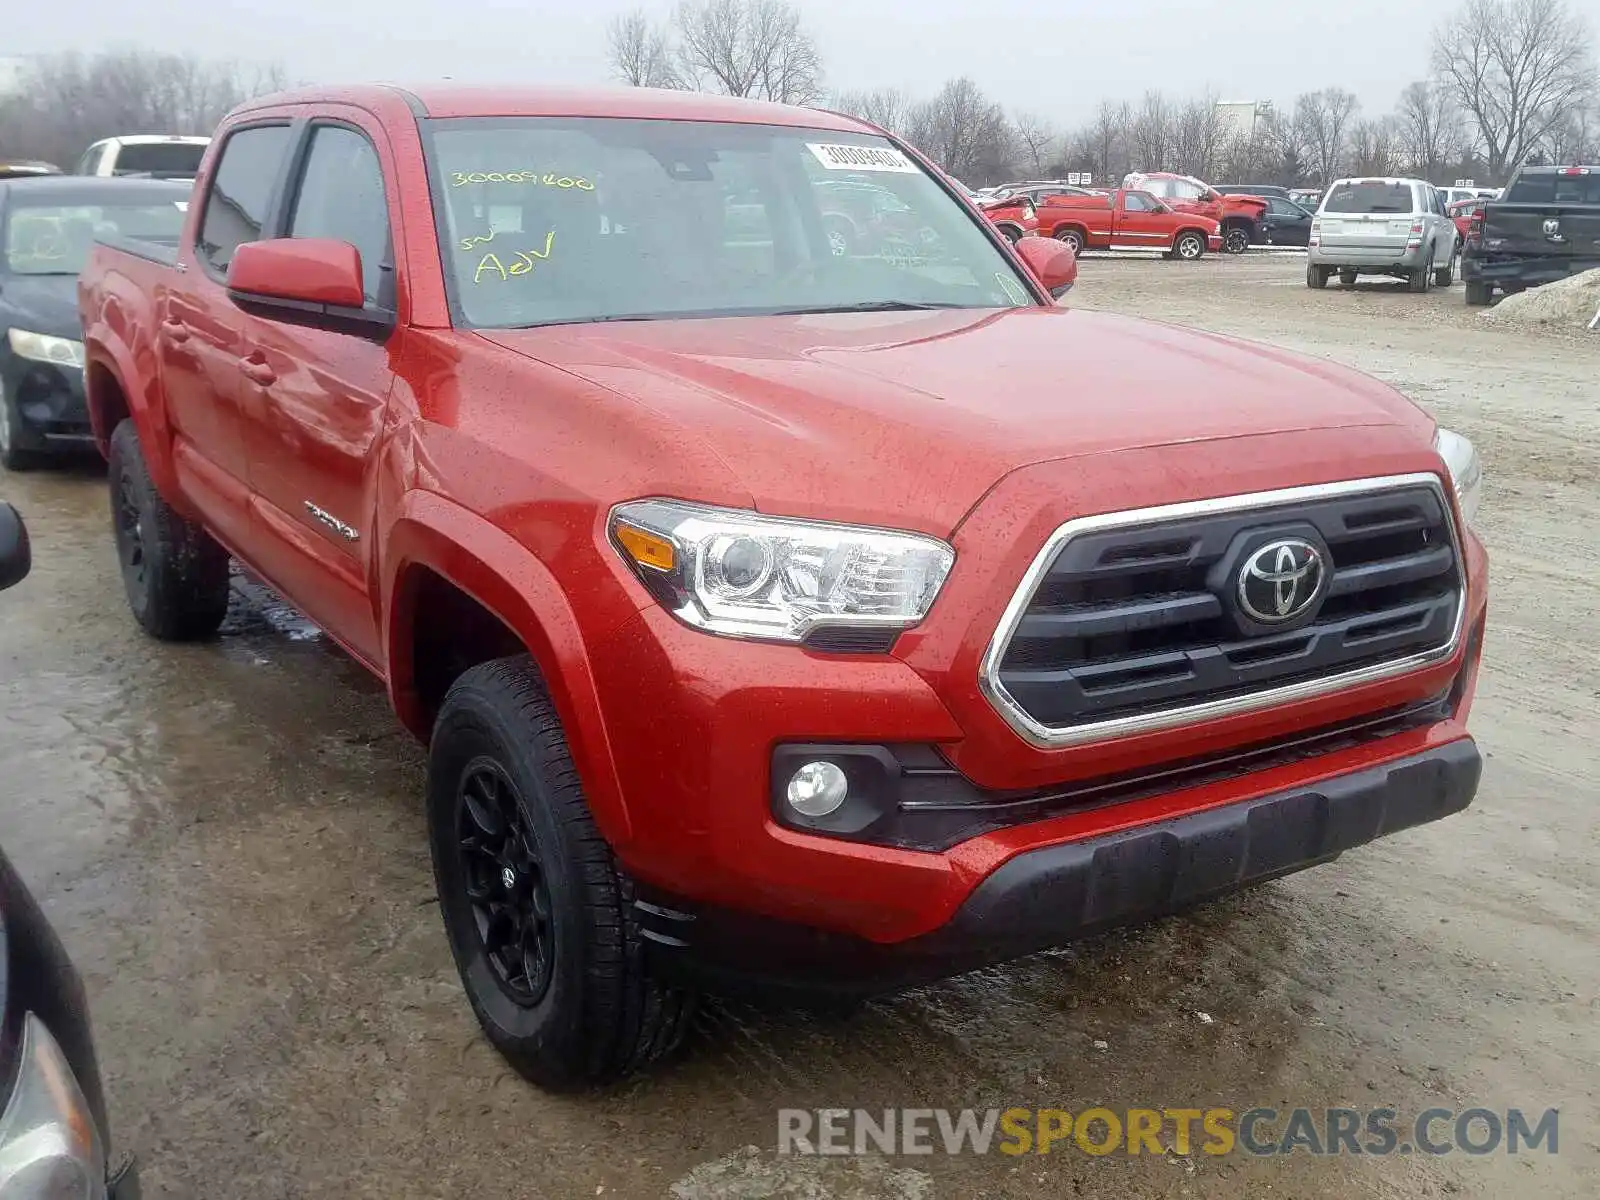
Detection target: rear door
<box><xmin>162</xmin><ymin>120</ymin><xmax>297</xmax><ymax>550</ymax></box>
<box><xmin>1318</xmin><ymin>180</ymin><xmax>1417</xmax><ymax>255</ymax></box>
<box><xmin>1483</xmin><ymin>168</ymin><xmax>1600</xmax><ymax>260</ymax></box>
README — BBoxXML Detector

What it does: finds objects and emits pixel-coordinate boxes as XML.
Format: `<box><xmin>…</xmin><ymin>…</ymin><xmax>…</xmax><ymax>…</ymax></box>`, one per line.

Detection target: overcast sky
<box><xmin>10</xmin><ymin>0</ymin><xmax>1517</xmax><ymax>123</ymax></box>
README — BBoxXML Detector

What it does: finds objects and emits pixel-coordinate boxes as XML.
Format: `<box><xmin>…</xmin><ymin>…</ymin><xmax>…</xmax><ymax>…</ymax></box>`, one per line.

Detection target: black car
<box><xmin>0</xmin><ymin>176</ymin><xmax>190</xmax><ymax>469</ymax></box>
<box><xmin>1259</xmin><ymin>195</ymin><xmax>1316</xmax><ymax>246</ymax></box>
<box><xmin>1215</xmin><ymin>184</ymin><xmax>1292</xmax><ymax>200</ymax></box>
<box><xmin>0</xmin><ymin>501</ymin><xmax>138</xmax><ymax>1195</ymax></box>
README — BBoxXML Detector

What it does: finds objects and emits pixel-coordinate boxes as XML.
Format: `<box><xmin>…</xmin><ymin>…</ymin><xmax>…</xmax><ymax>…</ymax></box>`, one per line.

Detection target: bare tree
<box><xmin>674</xmin><ymin>0</ymin><xmax>823</xmax><ymax>105</ymax></box>
<box><xmin>0</xmin><ymin>51</ymin><xmax>286</xmax><ymax>170</ymax></box>
<box><xmin>1081</xmin><ymin>99</ymin><xmax>1131</xmax><ymax>185</ymax></box>
<box><xmin>1012</xmin><ymin>111</ymin><xmax>1058</xmax><ymax>177</ymax></box>
<box><xmin>607</xmin><ymin>10</ymin><xmax>680</xmax><ymax>88</ymax></box>
<box><xmin>1294</xmin><ymin>88</ymin><xmax>1360</xmax><ymax>184</ymax></box>
<box><xmin>1433</xmin><ymin>0</ymin><xmax>1596</xmax><ymax>177</ymax></box>
<box><xmin>1171</xmin><ymin>94</ymin><xmax>1229</xmax><ymax>178</ymax></box>
<box><xmin>1395</xmin><ymin>81</ymin><xmax>1464</xmax><ymax>178</ymax></box>
<box><xmin>1130</xmin><ymin>91</ymin><xmax>1173</xmax><ymax>171</ymax></box>
<box><xmin>905</xmin><ymin>78</ymin><xmax>1011</xmax><ymax>183</ymax></box>
<box><xmin>1540</xmin><ymin>99</ymin><xmax>1600</xmax><ymax>162</ymax></box>
<box><xmin>828</xmin><ymin>88</ymin><xmax>913</xmax><ymax>136</ymax></box>
<box><xmin>1346</xmin><ymin>116</ymin><xmax>1404</xmax><ymax>175</ymax></box>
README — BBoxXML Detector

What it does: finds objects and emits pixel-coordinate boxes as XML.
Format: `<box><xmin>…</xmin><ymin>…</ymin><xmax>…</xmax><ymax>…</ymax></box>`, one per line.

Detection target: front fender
<box><xmin>382</xmin><ymin>491</ymin><xmax>632</xmax><ymax>846</ymax></box>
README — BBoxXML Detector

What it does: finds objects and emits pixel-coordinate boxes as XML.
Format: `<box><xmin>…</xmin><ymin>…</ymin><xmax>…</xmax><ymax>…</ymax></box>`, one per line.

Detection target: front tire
<box><xmin>428</xmin><ymin>655</ymin><xmax>696</xmax><ymax>1090</ymax></box>
<box><xmin>107</xmin><ymin>419</ymin><xmax>230</xmax><ymax>640</ymax></box>
<box><xmin>0</xmin><ymin>380</ymin><xmax>42</xmax><ymax>472</ymax></box>
<box><xmin>1174</xmin><ymin>231</ymin><xmax>1206</xmax><ymax>261</ymax></box>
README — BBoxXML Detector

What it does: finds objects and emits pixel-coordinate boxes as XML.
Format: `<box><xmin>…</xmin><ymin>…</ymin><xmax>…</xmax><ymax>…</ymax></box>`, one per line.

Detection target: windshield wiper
<box><xmin>771</xmin><ymin>300</ymin><xmax>971</xmax><ymax>315</ymax></box>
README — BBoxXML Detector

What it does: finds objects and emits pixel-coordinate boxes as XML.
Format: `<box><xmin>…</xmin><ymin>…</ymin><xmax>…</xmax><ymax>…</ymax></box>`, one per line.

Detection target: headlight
<box><xmin>0</xmin><ymin>1014</ymin><xmax>107</xmax><ymax>1198</ymax></box>
<box><xmin>7</xmin><ymin>328</ymin><xmax>85</xmax><ymax>369</ymax></box>
<box><xmin>1434</xmin><ymin>427</ymin><xmax>1483</xmax><ymax>526</ymax></box>
<box><xmin>609</xmin><ymin>499</ymin><xmax>955</xmax><ymax>643</ymax></box>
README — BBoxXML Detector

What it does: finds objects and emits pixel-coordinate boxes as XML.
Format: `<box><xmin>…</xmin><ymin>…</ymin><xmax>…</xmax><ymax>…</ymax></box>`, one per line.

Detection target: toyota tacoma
<box><xmin>78</xmin><ymin>85</ymin><xmax>1488</xmax><ymax>1091</ymax></box>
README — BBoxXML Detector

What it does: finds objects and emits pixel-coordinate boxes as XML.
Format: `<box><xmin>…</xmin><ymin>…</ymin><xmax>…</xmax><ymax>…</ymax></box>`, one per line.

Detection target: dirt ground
<box><xmin>2</xmin><ymin>253</ymin><xmax>1596</xmax><ymax>1199</ymax></box>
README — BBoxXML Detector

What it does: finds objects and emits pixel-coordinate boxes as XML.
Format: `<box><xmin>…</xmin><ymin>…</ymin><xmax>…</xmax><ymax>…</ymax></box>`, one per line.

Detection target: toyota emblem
<box><xmin>1237</xmin><ymin>539</ymin><xmax>1326</xmax><ymax>624</ymax></box>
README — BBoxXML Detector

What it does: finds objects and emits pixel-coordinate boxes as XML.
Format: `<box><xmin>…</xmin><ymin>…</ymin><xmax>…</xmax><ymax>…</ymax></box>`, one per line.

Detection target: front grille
<box><xmin>986</xmin><ymin>476</ymin><xmax>1463</xmax><ymax>744</ymax></box>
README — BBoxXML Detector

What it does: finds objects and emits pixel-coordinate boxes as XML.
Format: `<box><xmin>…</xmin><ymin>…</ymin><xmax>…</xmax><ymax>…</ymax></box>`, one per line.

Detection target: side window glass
<box><xmin>197</xmin><ymin>125</ymin><xmax>292</xmax><ymax>276</ymax></box>
<box><xmin>287</xmin><ymin>125</ymin><xmax>392</xmax><ymax>307</ymax></box>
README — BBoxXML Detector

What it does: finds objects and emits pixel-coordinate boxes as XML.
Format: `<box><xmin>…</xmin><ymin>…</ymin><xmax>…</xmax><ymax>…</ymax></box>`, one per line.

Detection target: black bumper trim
<box><xmin>639</xmin><ymin>738</ymin><xmax>1482</xmax><ymax>1000</ymax></box>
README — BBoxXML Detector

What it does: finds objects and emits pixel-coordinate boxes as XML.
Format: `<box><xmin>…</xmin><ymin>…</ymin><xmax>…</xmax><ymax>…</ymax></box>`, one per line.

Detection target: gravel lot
<box><xmin>2</xmin><ymin>253</ymin><xmax>1596</xmax><ymax>1199</ymax></box>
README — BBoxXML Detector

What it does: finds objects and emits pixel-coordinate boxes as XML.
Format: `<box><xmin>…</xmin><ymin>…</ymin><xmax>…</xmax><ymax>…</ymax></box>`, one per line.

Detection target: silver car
<box><xmin>1306</xmin><ymin>177</ymin><xmax>1460</xmax><ymax>292</ymax></box>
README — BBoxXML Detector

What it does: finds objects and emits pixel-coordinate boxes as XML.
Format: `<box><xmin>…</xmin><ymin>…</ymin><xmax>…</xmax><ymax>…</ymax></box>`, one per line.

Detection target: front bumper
<box><xmin>1</xmin><ymin>353</ymin><xmax>91</xmax><ymax>452</ymax></box>
<box><xmin>585</xmin><ymin>436</ymin><xmax>1488</xmax><ymax>952</ymax></box>
<box><xmin>638</xmin><ymin>737</ymin><xmax>1482</xmax><ymax>998</ymax></box>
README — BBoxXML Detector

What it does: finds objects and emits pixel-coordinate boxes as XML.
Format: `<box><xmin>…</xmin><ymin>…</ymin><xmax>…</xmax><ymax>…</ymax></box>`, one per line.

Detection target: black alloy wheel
<box><xmin>456</xmin><ymin>758</ymin><xmax>555</xmax><ymax>1005</ymax></box>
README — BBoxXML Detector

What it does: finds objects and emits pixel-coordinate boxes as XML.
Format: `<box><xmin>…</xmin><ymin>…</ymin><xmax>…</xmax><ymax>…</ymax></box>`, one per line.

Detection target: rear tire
<box><xmin>1053</xmin><ymin>226</ymin><xmax>1085</xmax><ymax>254</ymax></box>
<box><xmin>1408</xmin><ymin>254</ymin><xmax>1432</xmax><ymax>293</ymax></box>
<box><xmin>1306</xmin><ymin>265</ymin><xmax>1331</xmax><ymax>289</ymax></box>
<box><xmin>1465</xmin><ymin>279</ymin><xmax>1493</xmax><ymax>306</ymax></box>
<box><xmin>1223</xmin><ymin>225</ymin><xmax>1251</xmax><ymax>255</ymax></box>
<box><xmin>107</xmin><ymin>419</ymin><xmax>230</xmax><ymax>640</ymax></box>
<box><xmin>428</xmin><ymin>655</ymin><xmax>697</xmax><ymax>1090</ymax></box>
<box><xmin>1174</xmin><ymin>231</ymin><xmax>1206</xmax><ymax>261</ymax></box>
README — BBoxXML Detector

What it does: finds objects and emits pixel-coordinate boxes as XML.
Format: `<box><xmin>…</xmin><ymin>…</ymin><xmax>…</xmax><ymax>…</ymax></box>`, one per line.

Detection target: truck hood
<box><xmin>481</xmin><ymin>306</ymin><xmax>1427</xmax><ymax>535</ymax></box>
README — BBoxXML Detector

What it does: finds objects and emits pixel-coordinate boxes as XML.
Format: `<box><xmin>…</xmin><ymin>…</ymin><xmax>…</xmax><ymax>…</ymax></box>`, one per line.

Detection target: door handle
<box><xmin>240</xmin><ymin>354</ymin><xmax>276</xmax><ymax>387</ymax></box>
<box><xmin>160</xmin><ymin>318</ymin><xmax>190</xmax><ymax>344</ymax></box>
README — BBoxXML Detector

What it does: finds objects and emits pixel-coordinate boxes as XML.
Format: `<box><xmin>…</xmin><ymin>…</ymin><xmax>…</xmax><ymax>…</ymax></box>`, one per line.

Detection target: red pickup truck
<box><xmin>1034</xmin><ymin>188</ymin><xmax>1221</xmax><ymax>259</ymax></box>
<box><xmin>79</xmin><ymin>85</ymin><xmax>1487</xmax><ymax>1091</ymax></box>
<box><xmin>1124</xmin><ymin>172</ymin><xmax>1269</xmax><ymax>254</ymax></box>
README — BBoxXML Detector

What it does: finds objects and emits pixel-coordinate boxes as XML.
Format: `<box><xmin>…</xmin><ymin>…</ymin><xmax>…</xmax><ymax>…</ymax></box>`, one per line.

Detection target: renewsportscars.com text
<box><xmin>777</xmin><ymin>1106</ymin><xmax>1560</xmax><ymax>1157</ymax></box>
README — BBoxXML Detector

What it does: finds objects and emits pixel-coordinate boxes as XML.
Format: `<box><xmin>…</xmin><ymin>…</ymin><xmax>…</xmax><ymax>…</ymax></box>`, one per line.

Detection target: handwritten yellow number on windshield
<box><xmin>451</xmin><ymin>171</ymin><xmax>595</xmax><ymax>190</ymax></box>
<box><xmin>473</xmin><ymin>231</ymin><xmax>556</xmax><ymax>283</ymax></box>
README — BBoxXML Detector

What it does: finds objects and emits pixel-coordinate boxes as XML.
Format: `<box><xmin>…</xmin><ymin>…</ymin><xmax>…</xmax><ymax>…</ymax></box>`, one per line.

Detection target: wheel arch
<box><xmin>384</xmin><ymin>492</ymin><xmax>634</xmax><ymax>846</ymax></box>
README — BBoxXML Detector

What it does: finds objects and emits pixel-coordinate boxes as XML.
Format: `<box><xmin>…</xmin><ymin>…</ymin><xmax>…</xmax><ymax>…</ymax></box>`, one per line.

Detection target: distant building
<box><xmin>1216</xmin><ymin>101</ymin><xmax>1273</xmax><ymax>143</ymax></box>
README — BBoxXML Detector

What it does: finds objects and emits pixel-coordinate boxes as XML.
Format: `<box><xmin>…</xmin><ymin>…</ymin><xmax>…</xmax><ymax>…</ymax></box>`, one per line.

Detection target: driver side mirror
<box><xmin>1014</xmin><ymin>236</ymin><xmax>1077</xmax><ymax>299</ymax></box>
<box><xmin>226</xmin><ymin>238</ymin><xmax>393</xmax><ymax>340</ymax></box>
<box><xmin>0</xmin><ymin>502</ymin><xmax>31</xmax><ymax>592</ymax></box>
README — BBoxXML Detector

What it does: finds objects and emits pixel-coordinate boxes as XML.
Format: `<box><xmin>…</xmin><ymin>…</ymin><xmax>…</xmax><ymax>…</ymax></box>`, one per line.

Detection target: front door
<box><xmin>236</xmin><ymin>116</ymin><xmax>398</xmax><ymax>668</ymax></box>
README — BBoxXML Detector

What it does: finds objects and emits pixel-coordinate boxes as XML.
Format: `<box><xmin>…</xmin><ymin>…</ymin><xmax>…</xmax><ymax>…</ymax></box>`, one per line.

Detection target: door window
<box><xmin>286</xmin><ymin>125</ymin><xmax>392</xmax><ymax>307</ymax></box>
<box><xmin>196</xmin><ymin>125</ymin><xmax>293</xmax><ymax>275</ymax></box>
<box><xmin>1122</xmin><ymin>193</ymin><xmax>1159</xmax><ymax>212</ymax></box>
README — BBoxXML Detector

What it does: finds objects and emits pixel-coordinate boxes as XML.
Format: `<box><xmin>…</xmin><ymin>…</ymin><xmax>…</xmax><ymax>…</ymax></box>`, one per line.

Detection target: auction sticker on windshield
<box><xmin>807</xmin><ymin>143</ymin><xmax>919</xmax><ymax>173</ymax></box>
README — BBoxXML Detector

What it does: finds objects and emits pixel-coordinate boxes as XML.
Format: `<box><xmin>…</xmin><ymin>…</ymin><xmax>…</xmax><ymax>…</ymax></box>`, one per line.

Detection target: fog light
<box><xmin>786</xmin><ymin>761</ymin><xmax>848</xmax><ymax>817</ymax></box>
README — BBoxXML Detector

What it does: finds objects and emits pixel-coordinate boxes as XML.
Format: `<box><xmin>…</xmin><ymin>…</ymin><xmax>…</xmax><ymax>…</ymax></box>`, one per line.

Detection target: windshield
<box><xmin>3</xmin><ymin>200</ymin><xmax>187</xmax><ymax>275</ymax></box>
<box><xmin>112</xmin><ymin>142</ymin><xmax>207</xmax><ymax>176</ymax></box>
<box><xmin>1503</xmin><ymin>171</ymin><xmax>1600</xmax><ymax>205</ymax></box>
<box><xmin>1324</xmin><ymin>182</ymin><xmax>1415</xmax><ymax>214</ymax></box>
<box><xmin>421</xmin><ymin>117</ymin><xmax>1035</xmax><ymax>329</ymax></box>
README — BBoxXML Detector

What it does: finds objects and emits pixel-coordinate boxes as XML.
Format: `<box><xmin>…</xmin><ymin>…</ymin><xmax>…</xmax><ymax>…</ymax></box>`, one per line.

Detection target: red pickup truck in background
<box><xmin>1034</xmin><ymin>188</ymin><xmax>1221</xmax><ymax>259</ymax></box>
<box><xmin>79</xmin><ymin>84</ymin><xmax>1486</xmax><ymax>1091</ymax></box>
<box><xmin>1124</xmin><ymin>172</ymin><xmax>1268</xmax><ymax>254</ymax></box>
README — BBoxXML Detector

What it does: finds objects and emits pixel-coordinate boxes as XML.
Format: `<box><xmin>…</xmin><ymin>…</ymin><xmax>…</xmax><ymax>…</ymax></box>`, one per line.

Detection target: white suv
<box><xmin>73</xmin><ymin>135</ymin><xmax>210</xmax><ymax>182</ymax></box>
<box><xmin>1307</xmin><ymin>177</ymin><xmax>1460</xmax><ymax>292</ymax></box>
